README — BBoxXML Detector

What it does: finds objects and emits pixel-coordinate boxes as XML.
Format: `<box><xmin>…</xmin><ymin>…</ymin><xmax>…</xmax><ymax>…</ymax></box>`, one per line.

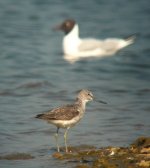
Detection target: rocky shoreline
<box><xmin>0</xmin><ymin>137</ymin><xmax>150</xmax><ymax>168</ymax></box>
<box><xmin>53</xmin><ymin>137</ymin><xmax>150</xmax><ymax>168</ymax></box>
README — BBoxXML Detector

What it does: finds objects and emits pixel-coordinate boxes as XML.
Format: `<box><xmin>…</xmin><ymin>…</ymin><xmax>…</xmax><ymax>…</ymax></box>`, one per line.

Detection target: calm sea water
<box><xmin>0</xmin><ymin>0</ymin><xmax>150</xmax><ymax>167</ymax></box>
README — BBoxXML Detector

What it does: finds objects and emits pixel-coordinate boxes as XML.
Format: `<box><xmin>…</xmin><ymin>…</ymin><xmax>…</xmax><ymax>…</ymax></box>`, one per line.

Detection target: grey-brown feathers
<box><xmin>35</xmin><ymin>104</ymin><xmax>80</xmax><ymax>121</ymax></box>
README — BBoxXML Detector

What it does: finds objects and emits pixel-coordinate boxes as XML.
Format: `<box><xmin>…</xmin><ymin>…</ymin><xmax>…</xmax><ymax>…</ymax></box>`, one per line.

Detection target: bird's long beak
<box><xmin>95</xmin><ymin>99</ymin><xmax>107</xmax><ymax>104</ymax></box>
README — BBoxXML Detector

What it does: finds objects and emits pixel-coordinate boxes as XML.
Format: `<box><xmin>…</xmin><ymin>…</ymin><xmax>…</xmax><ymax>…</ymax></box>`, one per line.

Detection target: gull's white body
<box><xmin>63</xmin><ymin>24</ymin><xmax>134</xmax><ymax>62</ymax></box>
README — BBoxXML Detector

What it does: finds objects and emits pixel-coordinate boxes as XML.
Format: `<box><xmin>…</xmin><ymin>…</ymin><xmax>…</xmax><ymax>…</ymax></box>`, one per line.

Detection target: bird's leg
<box><xmin>54</xmin><ymin>127</ymin><xmax>60</xmax><ymax>152</ymax></box>
<box><xmin>64</xmin><ymin>127</ymin><xmax>70</xmax><ymax>153</ymax></box>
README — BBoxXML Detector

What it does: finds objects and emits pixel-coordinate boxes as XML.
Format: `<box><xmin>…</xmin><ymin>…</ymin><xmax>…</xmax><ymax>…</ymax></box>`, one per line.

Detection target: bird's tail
<box><xmin>124</xmin><ymin>34</ymin><xmax>137</xmax><ymax>45</ymax></box>
<box><xmin>35</xmin><ymin>113</ymin><xmax>44</xmax><ymax>119</ymax></box>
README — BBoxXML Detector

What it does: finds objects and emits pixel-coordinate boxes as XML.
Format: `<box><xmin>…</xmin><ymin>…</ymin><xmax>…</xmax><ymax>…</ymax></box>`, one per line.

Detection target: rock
<box><xmin>138</xmin><ymin>160</ymin><xmax>150</xmax><ymax>167</ymax></box>
<box><xmin>131</xmin><ymin>137</ymin><xmax>150</xmax><ymax>148</ymax></box>
<box><xmin>52</xmin><ymin>137</ymin><xmax>150</xmax><ymax>168</ymax></box>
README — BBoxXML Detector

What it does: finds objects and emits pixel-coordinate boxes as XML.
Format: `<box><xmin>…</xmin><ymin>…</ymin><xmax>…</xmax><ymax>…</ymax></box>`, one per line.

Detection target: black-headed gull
<box><xmin>54</xmin><ymin>19</ymin><xmax>135</xmax><ymax>62</ymax></box>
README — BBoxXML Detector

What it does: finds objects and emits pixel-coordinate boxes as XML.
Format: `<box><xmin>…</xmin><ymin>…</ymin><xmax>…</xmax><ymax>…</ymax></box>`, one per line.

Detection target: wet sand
<box><xmin>0</xmin><ymin>153</ymin><xmax>34</xmax><ymax>160</ymax></box>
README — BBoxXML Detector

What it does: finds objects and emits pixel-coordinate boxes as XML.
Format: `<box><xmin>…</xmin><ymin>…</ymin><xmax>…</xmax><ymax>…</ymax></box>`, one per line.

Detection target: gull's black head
<box><xmin>54</xmin><ymin>19</ymin><xmax>76</xmax><ymax>35</ymax></box>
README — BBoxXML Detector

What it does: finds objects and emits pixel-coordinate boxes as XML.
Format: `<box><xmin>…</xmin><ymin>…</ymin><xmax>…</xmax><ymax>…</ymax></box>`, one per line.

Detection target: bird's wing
<box><xmin>78</xmin><ymin>38</ymin><xmax>103</xmax><ymax>51</ymax></box>
<box><xmin>37</xmin><ymin>105</ymin><xmax>80</xmax><ymax>121</ymax></box>
<box><xmin>78</xmin><ymin>38</ymin><xmax>125</xmax><ymax>52</ymax></box>
<box><xmin>102</xmin><ymin>38</ymin><xmax>123</xmax><ymax>50</ymax></box>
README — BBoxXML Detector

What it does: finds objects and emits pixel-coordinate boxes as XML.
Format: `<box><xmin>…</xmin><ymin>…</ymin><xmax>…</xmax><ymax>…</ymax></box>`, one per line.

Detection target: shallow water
<box><xmin>0</xmin><ymin>0</ymin><xmax>150</xmax><ymax>167</ymax></box>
